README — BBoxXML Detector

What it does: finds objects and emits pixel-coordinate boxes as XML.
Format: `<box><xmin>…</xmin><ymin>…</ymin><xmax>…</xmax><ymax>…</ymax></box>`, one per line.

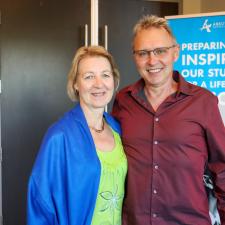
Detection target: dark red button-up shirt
<box><xmin>112</xmin><ymin>71</ymin><xmax>225</xmax><ymax>225</ymax></box>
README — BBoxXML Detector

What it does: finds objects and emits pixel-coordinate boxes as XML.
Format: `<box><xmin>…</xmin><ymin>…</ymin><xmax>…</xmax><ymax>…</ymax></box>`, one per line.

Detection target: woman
<box><xmin>27</xmin><ymin>46</ymin><xmax>127</xmax><ymax>225</ymax></box>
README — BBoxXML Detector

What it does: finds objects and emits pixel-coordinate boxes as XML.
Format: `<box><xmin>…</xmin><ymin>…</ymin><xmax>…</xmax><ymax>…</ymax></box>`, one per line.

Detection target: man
<box><xmin>112</xmin><ymin>15</ymin><xmax>225</xmax><ymax>225</ymax></box>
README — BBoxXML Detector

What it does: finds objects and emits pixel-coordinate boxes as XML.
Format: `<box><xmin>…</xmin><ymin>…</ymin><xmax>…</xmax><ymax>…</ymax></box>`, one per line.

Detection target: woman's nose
<box><xmin>94</xmin><ymin>76</ymin><xmax>103</xmax><ymax>87</ymax></box>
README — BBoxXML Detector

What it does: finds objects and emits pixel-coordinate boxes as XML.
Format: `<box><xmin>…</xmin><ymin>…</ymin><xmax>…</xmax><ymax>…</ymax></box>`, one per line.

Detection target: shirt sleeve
<box><xmin>206</xmin><ymin>96</ymin><xmax>225</xmax><ymax>224</ymax></box>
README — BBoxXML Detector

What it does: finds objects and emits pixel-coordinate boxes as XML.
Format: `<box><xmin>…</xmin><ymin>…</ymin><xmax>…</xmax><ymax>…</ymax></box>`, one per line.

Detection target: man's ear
<box><xmin>174</xmin><ymin>44</ymin><xmax>180</xmax><ymax>62</ymax></box>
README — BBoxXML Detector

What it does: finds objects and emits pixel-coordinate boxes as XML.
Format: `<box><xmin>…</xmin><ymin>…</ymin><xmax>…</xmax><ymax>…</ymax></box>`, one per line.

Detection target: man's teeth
<box><xmin>146</xmin><ymin>68</ymin><xmax>161</xmax><ymax>73</ymax></box>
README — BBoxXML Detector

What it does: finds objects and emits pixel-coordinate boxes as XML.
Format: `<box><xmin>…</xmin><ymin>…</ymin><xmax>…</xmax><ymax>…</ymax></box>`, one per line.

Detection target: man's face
<box><xmin>133</xmin><ymin>27</ymin><xmax>179</xmax><ymax>88</ymax></box>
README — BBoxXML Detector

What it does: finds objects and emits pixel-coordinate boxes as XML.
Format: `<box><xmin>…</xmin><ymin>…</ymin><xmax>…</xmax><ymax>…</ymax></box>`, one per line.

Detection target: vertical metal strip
<box><xmin>84</xmin><ymin>24</ymin><xmax>88</xmax><ymax>46</ymax></box>
<box><xmin>104</xmin><ymin>25</ymin><xmax>108</xmax><ymax>50</ymax></box>
<box><xmin>91</xmin><ymin>0</ymin><xmax>99</xmax><ymax>45</ymax></box>
<box><xmin>104</xmin><ymin>25</ymin><xmax>108</xmax><ymax>112</ymax></box>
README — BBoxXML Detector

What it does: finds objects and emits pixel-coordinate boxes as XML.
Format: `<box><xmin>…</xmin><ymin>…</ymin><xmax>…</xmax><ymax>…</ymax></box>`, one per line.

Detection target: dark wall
<box><xmin>1</xmin><ymin>1</ymin><xmax>178</xmax><ymax>224</ymax></box>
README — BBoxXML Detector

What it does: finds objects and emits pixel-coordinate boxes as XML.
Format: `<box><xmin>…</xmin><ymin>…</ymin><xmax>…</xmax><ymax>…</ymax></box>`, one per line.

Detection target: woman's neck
<box><xmin>80</xmin><ymin>102</ymin><xmax>105</xmax><ymax>131</ymax></box>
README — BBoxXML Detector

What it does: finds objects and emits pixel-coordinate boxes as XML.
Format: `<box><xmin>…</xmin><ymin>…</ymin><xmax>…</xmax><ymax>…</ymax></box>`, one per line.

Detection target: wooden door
<box><xmin>1</xmin><ymin>0</ymin><xmax>89</xmax><ymax>224</ymax></box>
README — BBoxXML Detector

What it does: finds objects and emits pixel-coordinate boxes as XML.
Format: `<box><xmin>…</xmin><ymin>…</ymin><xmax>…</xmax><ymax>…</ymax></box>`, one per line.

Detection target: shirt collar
<box><xmin>173</xmin><ymin>71</ymin><xmax>194</xmax><ymax>96</ymax></box>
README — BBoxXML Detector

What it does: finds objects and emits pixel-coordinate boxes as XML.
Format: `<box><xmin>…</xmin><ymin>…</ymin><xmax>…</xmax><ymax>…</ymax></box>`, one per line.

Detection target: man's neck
<box><xmin>144</xmin><ymin>79</ymin><xmax>178</xmax><ymax>111</ymax></box>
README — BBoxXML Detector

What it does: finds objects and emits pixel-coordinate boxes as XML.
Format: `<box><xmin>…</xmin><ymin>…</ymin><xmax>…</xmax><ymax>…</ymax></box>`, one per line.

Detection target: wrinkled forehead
<box><xmin>133</xmin><ymin>27</ymin><xmax>175</xmax><ymax>49</ymax></box>
<box><xmin>78</xmin><ymin>56</ymin><xmax>112</xmax><ymax>73</ymax></box>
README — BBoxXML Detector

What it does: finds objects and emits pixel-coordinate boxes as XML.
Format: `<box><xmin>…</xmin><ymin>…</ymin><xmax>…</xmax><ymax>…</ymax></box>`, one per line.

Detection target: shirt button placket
<box><xmin>152</xmin><ymin>116</ymin><xmax>160</xmax><ymax>223</ymax></box>
<box><xmin>154</xmin><ymin>116</ymin><xmax>159</xmax><ymax>146</ymax></box>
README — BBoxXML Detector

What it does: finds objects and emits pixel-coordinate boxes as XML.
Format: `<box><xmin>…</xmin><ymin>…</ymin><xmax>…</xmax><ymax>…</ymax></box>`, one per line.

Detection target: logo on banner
<box><xmin>200</xmin><ymin>18</ymin><xmax>225</xmax><ymax>32</ymax></box>
<box><xmin>200</xmin><ymin>19</ymin><xmax>212</xmax><ymax>32</ymax></box>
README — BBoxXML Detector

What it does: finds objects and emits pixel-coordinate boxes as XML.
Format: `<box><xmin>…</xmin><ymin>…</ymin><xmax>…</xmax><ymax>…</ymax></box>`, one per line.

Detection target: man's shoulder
<box><xmin>116</xmin><ymin>79</ymin><xmax>142</xmax><ymax>97</ymax></box>
<box><xmin>188</xmin><ymin>82</ymin><xmax>216</xmax><ymax>98</ymax></box>
<box><xmin>116</xmin><ymin>85</ymin><xmax>131</xmax><ymax>97</ymax></box>
<box><xmin>185</xmin><ymin>82</ymin><xmax>218</xmax><ymax>106</ymax></box>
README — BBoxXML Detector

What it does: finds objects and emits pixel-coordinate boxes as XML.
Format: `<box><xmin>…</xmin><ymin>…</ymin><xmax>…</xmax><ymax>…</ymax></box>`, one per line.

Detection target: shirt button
<box><xmin>155</xmin><ymin>117</ymin><xmax>159</xmax><ymax>122</ymax></box>
<box><xmin>154</xmin><ymin>140</ymin><xmax>158</xmax><ymax>145</ymax></box>
<box><xmin>153</xmin><ymin>189</ymin><xmax>157</xmax><ymax>194</ymax></box>
<box><xmin>154</xmin><ymin>165</ymin><xmax>159</xmax><ymax>169</ymax></box>
<box><xmin>153</xmin><ymin>213</ymin><xmax>157</xmax><ymax>218</ymax></box>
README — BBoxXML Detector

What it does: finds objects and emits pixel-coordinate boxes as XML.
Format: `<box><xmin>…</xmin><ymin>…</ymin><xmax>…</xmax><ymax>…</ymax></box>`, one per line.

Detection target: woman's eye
<box><xmin>103</xmin><ymin>73</ymin><xmax>110</xmax><ymax>77</ymax></box>
<box><xmin>83</xmin><ymin>74</ymin><xmax>94</xmax><ymax>80</ymax></box>
<box><xmin>102</xmin><ymin>71</ymin><xmax>113</xmax><ymax>78</ymax></box>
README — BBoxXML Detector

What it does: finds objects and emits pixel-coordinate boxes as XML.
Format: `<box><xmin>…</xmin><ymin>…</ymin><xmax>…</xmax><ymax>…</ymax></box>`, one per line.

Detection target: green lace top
<box><xmin>91</xmin><ymin>130</ymin><xmax>127</xmax><ymax>225</ymax></box>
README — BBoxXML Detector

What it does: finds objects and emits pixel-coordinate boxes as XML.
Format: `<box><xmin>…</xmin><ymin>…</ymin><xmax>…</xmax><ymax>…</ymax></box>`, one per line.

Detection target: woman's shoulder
<box><xmin>37</xmin><ymin>106</ymin><xmax>84</xmax><ymax>152</ymax></box>
<box><xmin>48</xmin><ymin>104</ymin><xmax>86</xmax><ymax>133</ymax></box>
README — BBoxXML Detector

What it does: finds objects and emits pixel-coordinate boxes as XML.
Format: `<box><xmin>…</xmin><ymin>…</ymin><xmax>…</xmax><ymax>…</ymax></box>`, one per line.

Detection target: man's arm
<box><xmin>206</xmin><ymin>96</ymin><xmax>225</xmax><ymax>224</ymax></box>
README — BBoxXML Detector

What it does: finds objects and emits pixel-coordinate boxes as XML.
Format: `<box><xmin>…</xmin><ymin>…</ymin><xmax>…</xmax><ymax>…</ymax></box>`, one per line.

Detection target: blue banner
<box><xmin>167</xmin><ymin>12</ymin><xmax>225</xmax><ymax>225</ymax></box>
<box><xmin>167</xmin><ymin>13</ymin><xmax>225</xmax><ymax>123</ymax></box>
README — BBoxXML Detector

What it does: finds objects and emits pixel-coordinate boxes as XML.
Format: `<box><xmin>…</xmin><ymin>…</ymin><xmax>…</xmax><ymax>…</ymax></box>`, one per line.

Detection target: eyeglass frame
<box><xmin>133</xmin><ymin>44</ymin><xmax>177</xmax><ymax>59</ymax></box>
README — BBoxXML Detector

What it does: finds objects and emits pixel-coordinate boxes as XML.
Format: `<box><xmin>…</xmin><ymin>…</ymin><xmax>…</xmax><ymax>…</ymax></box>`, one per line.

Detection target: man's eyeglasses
<box><xmin>133</xmin><ymin>44</ymin><xmax>177</xmax><ymax>60</ymax></box>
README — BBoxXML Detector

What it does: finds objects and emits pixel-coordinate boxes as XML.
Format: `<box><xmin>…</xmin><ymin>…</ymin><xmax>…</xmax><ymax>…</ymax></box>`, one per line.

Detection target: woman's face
<box><xmin>75</xmin><ymin>56</ymin><xmax>114</xmax><ymax>111</ymax></box>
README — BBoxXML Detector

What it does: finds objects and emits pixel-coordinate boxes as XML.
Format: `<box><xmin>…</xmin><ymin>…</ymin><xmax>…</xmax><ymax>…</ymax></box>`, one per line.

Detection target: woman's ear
<box><xmin>74</xmin><ymin>82</ymin><xmax>78</xmax><ymax>92</ymax></box>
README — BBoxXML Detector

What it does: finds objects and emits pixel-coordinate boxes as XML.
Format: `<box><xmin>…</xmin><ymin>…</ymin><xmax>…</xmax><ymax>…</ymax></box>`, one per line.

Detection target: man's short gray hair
<box><xmin>133</xmin><ymin>15</ymin><xmax>176</xmax><ymax>42</ymax></box>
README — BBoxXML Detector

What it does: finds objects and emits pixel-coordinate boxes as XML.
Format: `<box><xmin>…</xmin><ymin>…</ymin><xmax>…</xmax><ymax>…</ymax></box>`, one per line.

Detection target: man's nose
<box><xmin>147</xmin><ymin>52</ymin><xmax>158</xmax><ymax>64</ymax></box>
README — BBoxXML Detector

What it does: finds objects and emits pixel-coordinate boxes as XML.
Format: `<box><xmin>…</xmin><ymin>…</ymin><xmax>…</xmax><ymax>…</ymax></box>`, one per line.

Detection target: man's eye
<box><xmin>138</xmin><ymin>51</ymin><xmax>148</xmax><ymax>57</ymax></box>
<box><xmin>154</xmin><ymin>48</ymin><xmax>167</xmax><ymax>55</ymax></box>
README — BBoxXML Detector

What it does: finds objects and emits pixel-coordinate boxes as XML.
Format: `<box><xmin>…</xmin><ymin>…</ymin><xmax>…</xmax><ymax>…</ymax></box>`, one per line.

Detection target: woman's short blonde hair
<box><xmin>67</xmin><ymin>45</ymin><xmax>120</xmax><ymax>102</ymax></box>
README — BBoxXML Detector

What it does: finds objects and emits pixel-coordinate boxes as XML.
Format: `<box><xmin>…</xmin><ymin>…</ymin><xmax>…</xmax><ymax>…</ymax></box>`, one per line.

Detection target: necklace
<box><xmin>89</xmin><ymin>120</ymin><xmax>105</xmax><ymax>133</ymax></box>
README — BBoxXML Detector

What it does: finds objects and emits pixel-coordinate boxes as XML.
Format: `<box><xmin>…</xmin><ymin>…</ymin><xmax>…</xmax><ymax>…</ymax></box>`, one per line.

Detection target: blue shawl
<box><xmin>27</xmin><ymin>103</ymin><xmax>121</xmax><ymax>225</ymax></box>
